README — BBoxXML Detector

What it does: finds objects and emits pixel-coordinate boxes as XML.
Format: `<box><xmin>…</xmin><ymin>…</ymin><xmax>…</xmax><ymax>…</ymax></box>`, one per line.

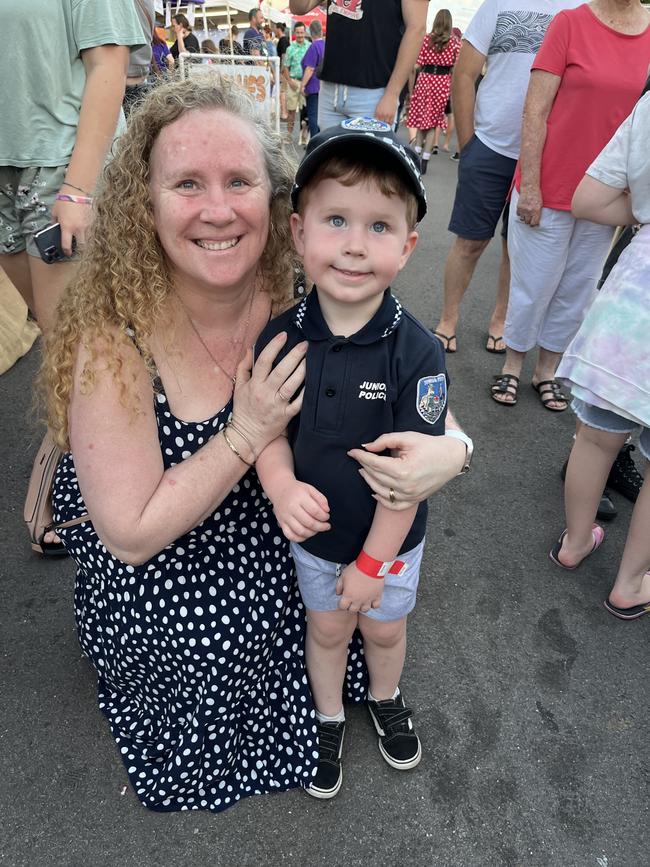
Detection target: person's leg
<box><xmin>537</xmin><ymin>217</ymin><xmax>614</xmax><ymax>357</ymax></box>
<box><xmin>486</xmin><ymin>235</ymin><xmax>510</xmax><ymax>352</ymax></box>
<box><xmin>443</xmin><ymin>112</ymin><xmax>454</xmax><ymax>150</ymax></box>
<box><xmin>339</xmin><ymin>85</ymin><xmax>391</xmax><ymax>123</ymax></box>
<box><xmin>558</xmin><ymin>423</ymin><xmax>628</xmax><ymax>566</ymax></box>
<box><xmin>361</xmin><ymin>613</ymin><xmax>421</xmax><ymax>770</ymax></box>
<box><xmin>317</xmin><ymin>80</ymin><xmax>347</xmax><ymax>128</ymax></box>
<box><xmin>286</xmin><ymin>108</ymin><xmax>296</xmax><ymax>135</ymax></box>
<box><xmin>531</xmin><ymin>218</ymin><xmax>613</xmax><ymax>409</ymax></box>
<box><xmin>305</xmin><ymin>609</ymin><xmax>358</xmax><ymax>716</ymax></box>
<box><xmin>0</xmin><ymin>168</ymin><xmax>34</xmax><ymax>308</ymax></box>
<box><xmin>608</xmin><ymin>475</ymin><xmax>650</xmax><ymax>609</ymax></box>
<box><xmin>358</xmin><ymin>615</ymin><xmax>407</xmax><ymax>700</ymax></box>
<box><xmin>436</xmin><ymin>136</ymin><xmax>516</xmax><ymax>344</ymax></box>
<box><xmin>0</xmin><ymin>251</ymin><xmax>33</xmax><ymax>311</ymax></box>
<box><xmin>502</xmin><ymin>190</ymin><xmax>573</xmax><ymax>365</ymax></box>
<box><xmin>306</xmin><ymin>93</ymin><xmax>319</xmax><ymax>138</ymax></box>
<box><xmin>490</xmin><ymin>346</ymin><xmax>526</xmax><ymax>404</ymax></box>
<box><xmin>437</xmin><ymin>236</ymin><xmax>491</xmax><ymax>349</ymax></box>
<box><xmin>28</xmin><ymin>256</ymin><xmax>77</xmax><ymax>337</ymax></box>
<box><xmin>423</xmin><ymin>127</ymin><xmax>437</xmax><ymax>153</ymax></box>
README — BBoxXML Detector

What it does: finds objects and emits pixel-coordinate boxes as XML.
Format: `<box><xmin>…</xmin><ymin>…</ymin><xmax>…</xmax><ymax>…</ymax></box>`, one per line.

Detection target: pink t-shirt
<box><xmin>515</xmin><ymin>4</ymin><xmax>650</xmax><ymax>210</ymax></box>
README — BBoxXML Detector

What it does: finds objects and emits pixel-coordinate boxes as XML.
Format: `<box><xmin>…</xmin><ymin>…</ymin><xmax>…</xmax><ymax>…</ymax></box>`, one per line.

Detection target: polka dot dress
<box><xmin>52</xmin><ymin>380</ymin><xmax>369</xmax><ymax>813</ymax></box>
<box><xmin>406</xmin><ymin>37</ymin><xmax>460</xmax><ymax>131</ymax></box>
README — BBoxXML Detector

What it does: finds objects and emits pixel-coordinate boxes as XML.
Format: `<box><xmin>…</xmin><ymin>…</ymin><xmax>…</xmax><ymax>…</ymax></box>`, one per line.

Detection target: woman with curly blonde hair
<box><xmin>42</xmin><ymin>76</ymin><xmax>319</xmax><ymax>813</ymax></box>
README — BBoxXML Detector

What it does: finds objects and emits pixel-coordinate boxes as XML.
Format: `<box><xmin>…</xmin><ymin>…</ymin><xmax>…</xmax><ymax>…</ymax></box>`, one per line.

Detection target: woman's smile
<box><xmin>194</xmin><ymin>237</ymin><xmax>241</xmax><ymax>251</ymax></box>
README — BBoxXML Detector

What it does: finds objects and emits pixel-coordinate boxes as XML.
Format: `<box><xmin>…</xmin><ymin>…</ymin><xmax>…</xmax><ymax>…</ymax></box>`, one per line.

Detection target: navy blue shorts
<box><xmin>448</xmin><ymin>135</ymin><xmax>517</xmax><ymax>241</ymax></box>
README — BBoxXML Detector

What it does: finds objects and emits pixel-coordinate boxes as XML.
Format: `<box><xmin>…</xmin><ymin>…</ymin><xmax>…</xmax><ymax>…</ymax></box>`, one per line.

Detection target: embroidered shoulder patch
<box><xmin>416</xmin><ymin>374</ymin><xmax>446</xmax><ymax>425</ymax></box>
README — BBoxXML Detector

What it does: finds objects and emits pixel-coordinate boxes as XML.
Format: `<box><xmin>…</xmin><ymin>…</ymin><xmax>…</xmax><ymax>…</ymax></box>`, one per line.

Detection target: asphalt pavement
<box><xmin>1</xmin><ymin>138</ymin><xmax>648</xmax><ymax>867</ymax></box>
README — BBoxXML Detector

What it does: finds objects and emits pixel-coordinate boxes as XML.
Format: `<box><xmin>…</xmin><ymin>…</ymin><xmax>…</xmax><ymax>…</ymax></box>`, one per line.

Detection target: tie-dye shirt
<box><xmin>557</xmin><ymin>97</ymin><xmax>650</xmax><ymax>427</ymax></box>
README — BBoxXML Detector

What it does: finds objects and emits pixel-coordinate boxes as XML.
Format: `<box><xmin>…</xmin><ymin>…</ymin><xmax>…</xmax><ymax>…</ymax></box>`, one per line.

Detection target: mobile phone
<box><xmin>34</xmin><ymin>222</ymin><xmax>75</xmax><ymax>264</ymax></box>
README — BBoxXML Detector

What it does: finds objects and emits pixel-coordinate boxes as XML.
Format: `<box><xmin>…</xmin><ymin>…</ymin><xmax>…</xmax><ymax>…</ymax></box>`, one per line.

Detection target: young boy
<box><xmin>256</xmin><ymin>119</ymin><xmax>464</xmax><ymax>799</ymax></box>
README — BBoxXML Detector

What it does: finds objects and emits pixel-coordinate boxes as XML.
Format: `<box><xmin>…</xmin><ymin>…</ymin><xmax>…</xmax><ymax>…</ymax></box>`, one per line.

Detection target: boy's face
<box><xmin>291</xmin><ymin>177</ymin><xmax>418</xmax><ymax>313</ymax></box>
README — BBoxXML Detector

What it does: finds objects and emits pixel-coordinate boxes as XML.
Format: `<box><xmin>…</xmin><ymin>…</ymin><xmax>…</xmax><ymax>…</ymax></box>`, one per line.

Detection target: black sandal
<box><xmin>532</xmin><ymin>379</ymin><xmax>568</xmax><ymax>412</ymax></box>
<box><xmin>491</xmin><ymin>373</ymin><xmax>519</xmax><ymax>406</ymax></box>
<box><xmin>433</xmin><ymin>331</ymin><xmax>457</xmax><ymax>353</ymax></box>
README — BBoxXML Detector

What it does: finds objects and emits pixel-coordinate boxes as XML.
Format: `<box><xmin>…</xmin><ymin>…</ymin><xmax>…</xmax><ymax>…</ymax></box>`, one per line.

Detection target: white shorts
<box><xmin>505</xmin><ymin>188</ymin><xmax>614</xmax><ymax>353</ymax></box>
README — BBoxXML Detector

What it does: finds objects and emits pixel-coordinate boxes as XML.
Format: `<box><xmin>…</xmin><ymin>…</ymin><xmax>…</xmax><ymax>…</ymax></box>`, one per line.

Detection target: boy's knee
<box><xmin>360</xmin><ymin>616</ymin><xmax>406</xmax><ymax>647</ymax></box>
<box><xmin>307</xmin><ymin>612</ymin><xmax>355</xmax><ymax>649</ymax></box>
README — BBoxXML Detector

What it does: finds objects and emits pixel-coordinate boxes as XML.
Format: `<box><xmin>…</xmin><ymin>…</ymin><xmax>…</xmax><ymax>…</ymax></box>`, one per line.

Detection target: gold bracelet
<box><xmin>228</xmin><ymin>419</ymin><xmax>256</xmax><ymax>459</ymax></box>
<box><xmin>222</xmin><ymin>427</ymin><xmax>254</xmax><ymax>467</ymax></box>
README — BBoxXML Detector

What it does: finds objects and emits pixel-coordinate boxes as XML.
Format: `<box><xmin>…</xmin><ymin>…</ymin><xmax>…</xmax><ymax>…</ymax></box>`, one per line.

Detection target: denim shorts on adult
<box><xmin>0</xmin><ymin>165</ymin><xmax>67</xmax><ymax>256</ymax></box>
<box><xmin>572</xmin><ymin>397</ymin><xmax>650</xmax><ymax>460</ymax></box>
<box><xmin>318</xmin><ymin>80</ymin><xmax>391</xmax><ymax>129</ymax></box>
<box><xmin>290</xmin><ymin>539</ymin><xmax>425</xmax><ymax>622</ymax></box>
<box><xmin>448</xmin><ymin>134</ymin><xmax>517</xmax><ymax>241</ymax></box>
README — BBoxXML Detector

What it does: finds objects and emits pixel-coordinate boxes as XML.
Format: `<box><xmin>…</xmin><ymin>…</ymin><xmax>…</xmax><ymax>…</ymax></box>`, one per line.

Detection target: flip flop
<box><xmin>604</xmin><ymin>596</ymin><xmax>650</xmax><ymax>620</ymax></box>
<box><xmin>433</xmin><ymin>331</ymin><xmax>457</xmax><ymax>353</ymax></box>
<box><xmin>486</xmin><ymin>334</ymin><xmax>506</xmax><ymax>354</ymax></box>
<box><xmin>549</xmin><ymin>525</ymin><xmax>605</xmax><ymax>570</ymax></box>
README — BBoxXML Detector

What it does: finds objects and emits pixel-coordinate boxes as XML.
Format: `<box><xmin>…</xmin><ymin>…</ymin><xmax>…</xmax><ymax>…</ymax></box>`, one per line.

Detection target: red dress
<box><xmin>407</xmin><ymin>36</ymin><xmax>460</xmax><ymax>131</ymax></box>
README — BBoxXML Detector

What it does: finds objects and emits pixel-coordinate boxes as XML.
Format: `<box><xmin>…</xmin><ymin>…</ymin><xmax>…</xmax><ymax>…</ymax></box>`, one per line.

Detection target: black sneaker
<box><xmin>307</xmin><ymin>720</ymin><xmax>345</xmax><ymax>799</ymax></box>
<box><xmin>366</xmin><ymin>690</ymin><xmax>421</xmax><ymax>770</ymax></box>
<box><xmin>607</xmin><ymin>443</ymin><xmax>644</xmax><ymax>502</ymax></box>
<box><xmin>450</xmin><ymin>151</ymin><xmax>460</xmax><ymax>161</ymax></box>
<box><xmin>560</xmin><ymin>457</ymin><xmax>617</xmax><ymax>521</ymax></box>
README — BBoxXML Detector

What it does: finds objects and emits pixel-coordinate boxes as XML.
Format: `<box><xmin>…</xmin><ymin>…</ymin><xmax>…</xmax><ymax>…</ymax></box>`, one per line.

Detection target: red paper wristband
<box><xmin>355</xmin><ymin>550</ymin><xmax>407</xmax><ymax>579</ymax></box>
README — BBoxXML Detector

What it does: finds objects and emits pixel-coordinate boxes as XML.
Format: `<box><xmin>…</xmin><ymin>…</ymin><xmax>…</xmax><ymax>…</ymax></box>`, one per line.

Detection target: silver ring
<box><xmin>389</xmin><ymin>487</ymin><xmax>396</xmax><ymax>504</ymax></box>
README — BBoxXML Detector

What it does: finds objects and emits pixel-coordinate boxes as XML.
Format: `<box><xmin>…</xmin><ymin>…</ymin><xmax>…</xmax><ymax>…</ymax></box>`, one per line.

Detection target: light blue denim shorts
<box><xmin>572</xmin><ymin>398</ymin><xmax>650</xmax><ymax>460</ymax></box>
<box><xmin>290</xmin><ymin>539</ymin><xmax>425</xmax><ymax>622</ymax></box>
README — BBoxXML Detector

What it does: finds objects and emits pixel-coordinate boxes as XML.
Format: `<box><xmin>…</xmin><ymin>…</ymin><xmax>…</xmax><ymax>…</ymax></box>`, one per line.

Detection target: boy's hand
<box><xmin>336</xmin><ymin>562</ymin><xmax>384</xmax><ymax>614</ymax></box>
<box><xmin>273</xmin><ymin>480</ymin><xmax>330</xmax><ymax>542</ymax></box>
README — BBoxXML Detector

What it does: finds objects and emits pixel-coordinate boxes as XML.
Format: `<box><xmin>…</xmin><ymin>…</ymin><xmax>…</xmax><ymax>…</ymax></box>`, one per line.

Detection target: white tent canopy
<box><xmin>156</xmin><ymin>0</ymin><xmax>292</xmax><ymax>32</ymax></box>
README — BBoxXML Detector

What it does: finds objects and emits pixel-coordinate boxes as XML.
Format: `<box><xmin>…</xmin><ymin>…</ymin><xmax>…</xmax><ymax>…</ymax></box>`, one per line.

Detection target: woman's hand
<box><xmin>516</xmin><ymin>185</ymin><xmax>543</xmax><ymax>227</ymax></box>
<box><xmin>231</xmin><ymin>333</ymin><xmax>307</xmax><ymax>457</ymax></box>
<box><xmin>51</xmin><ymin>197</ymin><xmax>93</xmax><ymax>256</ymax></box>
<box><xmin>348</xmin><ymin>431</ymin><xmax>466</xmax><ymax>509</ymax></box>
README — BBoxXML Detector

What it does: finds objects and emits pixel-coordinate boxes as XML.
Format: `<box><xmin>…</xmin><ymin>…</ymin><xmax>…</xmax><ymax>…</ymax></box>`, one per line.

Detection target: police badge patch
<box><xmin>416</xmin><ymin>374</ymin><xmax>446</xmax><ymax>425</ymax></box>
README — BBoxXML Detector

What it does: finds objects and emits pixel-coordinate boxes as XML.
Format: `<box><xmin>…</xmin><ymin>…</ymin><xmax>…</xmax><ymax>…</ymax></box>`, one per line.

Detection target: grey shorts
<box><xmin>0</xmin><ymin>165</ymin><xmax>67</xmax><ymax>256</ymax></box>
<box><xmin>290</xmin><ymin>539</ymin><xmax>425</xmax><ymax>622</ymax></box>
<box><xmin>572</xmin><ymin>398</ymin><xmax>650</xmax><ymax>460</ymax></box>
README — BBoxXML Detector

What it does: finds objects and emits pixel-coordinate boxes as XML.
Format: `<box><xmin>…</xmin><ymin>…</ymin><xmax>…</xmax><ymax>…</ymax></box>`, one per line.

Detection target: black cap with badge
<box><xmin>291</xmin><ymin>117</ymin><xmax>428</xmax><ymax>223</ymax></box>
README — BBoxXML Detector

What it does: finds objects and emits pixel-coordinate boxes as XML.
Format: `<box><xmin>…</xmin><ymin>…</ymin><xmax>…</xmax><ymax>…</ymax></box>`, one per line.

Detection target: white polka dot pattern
<box><xmin>52</xmin><ymin>382</ymin><xmax>367</xmax><ymax>813</ymax></box>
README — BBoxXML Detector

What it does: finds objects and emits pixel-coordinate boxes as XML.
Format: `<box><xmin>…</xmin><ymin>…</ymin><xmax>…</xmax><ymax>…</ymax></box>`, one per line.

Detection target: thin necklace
<box><xmin>181</xmin><ymin>288</ymin><xmax>256</xmax><ymax>385</ymax></box>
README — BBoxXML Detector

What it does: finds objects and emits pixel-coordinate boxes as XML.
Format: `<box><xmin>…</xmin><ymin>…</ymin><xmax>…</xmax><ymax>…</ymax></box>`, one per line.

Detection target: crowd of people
<box><xmin>1</xmin><ymin>0</ymin><xmax>648</xmax><ymax>818</ymax></box>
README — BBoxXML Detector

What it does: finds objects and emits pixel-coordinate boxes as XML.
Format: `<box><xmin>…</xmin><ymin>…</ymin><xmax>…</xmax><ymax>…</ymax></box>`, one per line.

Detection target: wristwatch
<box><xmin>444</xmin><ymin>429</ymin><xmax>474</xmax><ymax>474</ymax></box>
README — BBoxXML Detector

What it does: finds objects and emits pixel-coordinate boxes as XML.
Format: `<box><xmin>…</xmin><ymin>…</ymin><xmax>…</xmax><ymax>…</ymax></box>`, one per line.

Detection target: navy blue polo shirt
<box><xmin>255</xmin><ymin>288</ymin><xmax>448</xmax><ymax>563</ymax></box>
